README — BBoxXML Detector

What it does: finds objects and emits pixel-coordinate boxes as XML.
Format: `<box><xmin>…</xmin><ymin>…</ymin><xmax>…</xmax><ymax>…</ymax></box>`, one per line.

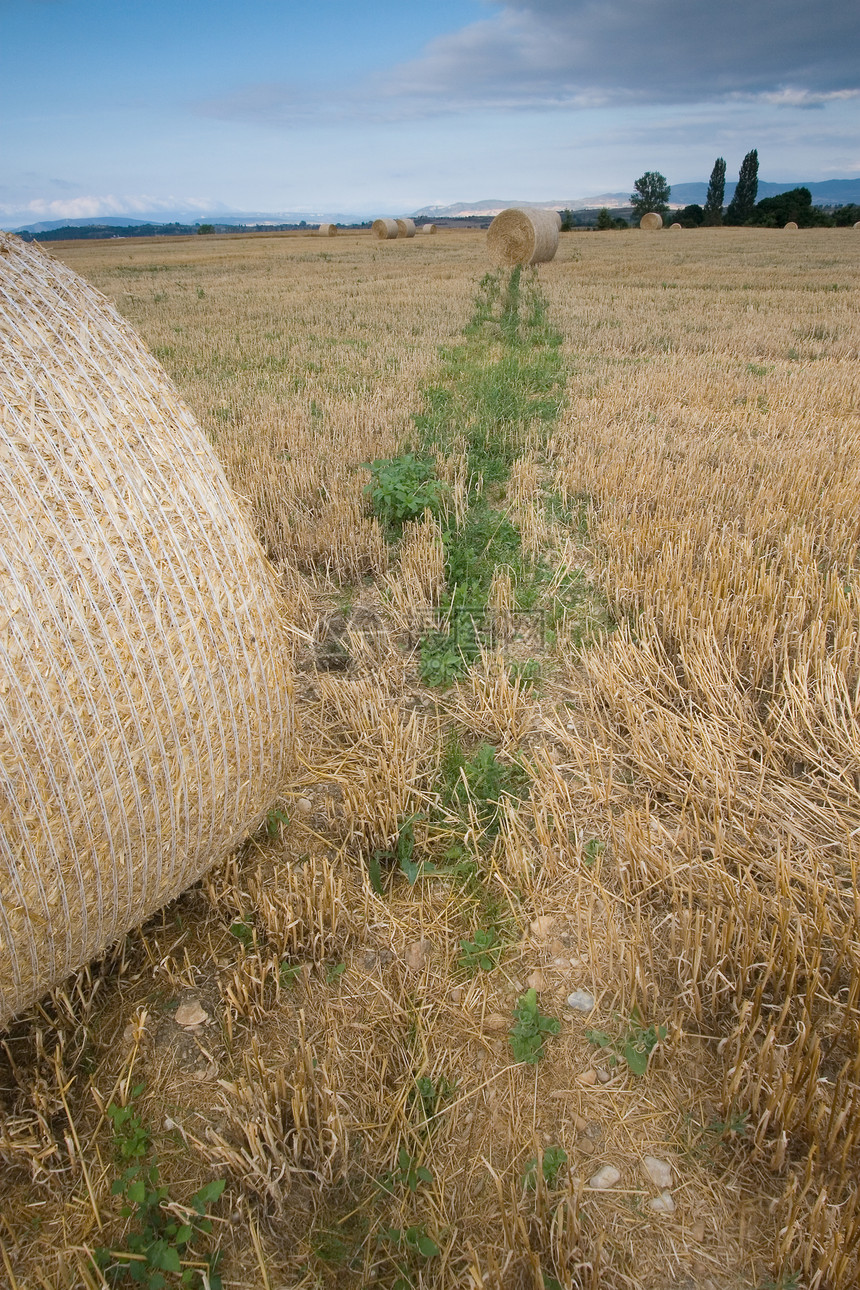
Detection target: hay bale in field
<box><xmin>669</xmin><ymin>222</ymin><xmax>682</xmax><ymax>230</ymax></box>
<box><xmin>639</xmin><ymin>212</ymin><xmax>663</xmax><ymax>230</ymax></box>
<box><xmin>372</xmin><ymin>218</ymin><xmax>399</xmax><ymax>240</ymax></box>
<box><xmin>395</xmin><ymin>218</ymin><xmax>416</xmax><ymax>238</ymax></box>
<box><xmin>854</xmin><ymin>221</ymin><xmax>860</xmax><ymax>230</ymax></box>
<box><xmin>486</xmin><ymin>208</ymin><xmax>559</xmax><ymax>267</ymax></box>
<box><xmin>421</xmin><ymin>223</ymin><xmax>437</xmax><ymax>234</ymax></box>
<box><xmin>317</xmin><ymin>223</ymin><xmax>337</xmax><ymax>236</ymax></box>
<box><xmin>784</xmin><ymin>221</ymin><xmax>798</xmax><ymax>230</ymax></box>
<box><xmin>0</xmin><ymin>231</ymin><xmax>293</xmax><ymax>1028</ymax></box>
<box><xmin>551</xmin><ymin>211</ymin><xmax>562</xmax><ymax>230</ymax></box>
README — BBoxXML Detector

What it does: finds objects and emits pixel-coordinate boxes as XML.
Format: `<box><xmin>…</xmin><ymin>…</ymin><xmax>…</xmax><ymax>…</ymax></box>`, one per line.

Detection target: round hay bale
<box><xmin>639</xmin><ymin>212</ymin><xmax>663</xmax><ymax>230</ymax></box>
<box><xmin>372</xmin><ymin>218</ymin><xmax>399</xmax><ymax>240</ymax></box>
<box><xmin>854</xmin><ymin>221</ymin><xmax>860</xmax><ymax>230</ymax></box>
<box><xmin>421</xmin><ymin>223</ymin><xmax>438</xmax><ymax>234</ymax></box>
<box><xmin>486</xmin><ymin>208</ymin><xmax>559</xmax><ymax>267</ymax></box>
<box><xmin>784</xmin><ymin>221</ymin><xmax>798</xmax><ymax>230</ymax></box>
<box><xmin>669</xmin><ymin>222</ymin><xmax>683</xmax><ymax>230</ymax></box>
<box><xmin>551</xmin><ymin>211</ymin><xmax>563</xmax><ymax>230</ymax></box>
<box><xmin>317</xmin><ymin>223</ymin><xmax>337</xmax><ymax>236</ymax></box>
<box><xmin>395</xmin><ymin>218</ymin><xmax>416</xmax><ymax>239</ymax></box>
<box><xmin>0</xmin><ymin>231</ymin><xmax>293</xmax><ymax>1028</ymax></box>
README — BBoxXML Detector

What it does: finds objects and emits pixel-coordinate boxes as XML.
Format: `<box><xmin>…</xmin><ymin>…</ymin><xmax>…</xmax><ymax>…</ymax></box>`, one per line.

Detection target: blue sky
<box><xmin>1</xmin><ymin>0</ymin><xmax>858</xmax><ymax>222</ymax></box>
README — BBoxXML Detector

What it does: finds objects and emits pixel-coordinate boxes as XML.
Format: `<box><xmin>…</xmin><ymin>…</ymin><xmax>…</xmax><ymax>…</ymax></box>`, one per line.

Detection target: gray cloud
<box><xmin>197</xmin><ymin>0</ymin><xmax>860</xmax><ymax>125</ymax></box>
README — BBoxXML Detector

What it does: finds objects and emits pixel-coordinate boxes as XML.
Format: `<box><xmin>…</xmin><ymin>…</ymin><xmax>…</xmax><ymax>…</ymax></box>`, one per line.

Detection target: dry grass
<box><xmin>1</xmin><ymin>226</ymin><xmax>859</xmax><ymax>1290</ymax></box>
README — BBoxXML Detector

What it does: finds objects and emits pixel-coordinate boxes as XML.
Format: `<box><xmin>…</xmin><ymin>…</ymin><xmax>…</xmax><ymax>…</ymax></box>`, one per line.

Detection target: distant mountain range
<box><xmin>7</xmin><ymin>178</ymin><xmax>859</xmax><ymax>234</ymax></box>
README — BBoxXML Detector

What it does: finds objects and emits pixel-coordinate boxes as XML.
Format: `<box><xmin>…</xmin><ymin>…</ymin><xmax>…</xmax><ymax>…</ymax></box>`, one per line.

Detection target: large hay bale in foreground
<box><xmin>395</xmin><ymin>219</ymin><xmax>416</xmax><ymax>239</ymax></box>
<box><xmin>640</xmin><ymin>212</ymin><xmax>663</xmax><ymax>230</ymax></box>
<box><xmin>0</xmin><ymin>232</ymin><xmax>292</xmax><ymax>1028</ymax></box>
<box><xmin>318</xmin><ymin>223</ymin><xmax>337</xmax><ymax>236</ymax></box>
<box><xmin>486</xmin><ymin>208</ymin><xmax>559</xmax><ymax>267</ymax></box>
<box><xmin>551</xmin><ymin>210</ymin><xmax>563</xmax><ymax>230</ymax></box>
<box><xmin>372</xmin><ymin>218</ymin><xmax>399</xmax><ymax>240</ymax></box>
<box><xmin>421</xmin><ymin>223</ymin><xmax>437</xmax><ymax>234</ymax></box>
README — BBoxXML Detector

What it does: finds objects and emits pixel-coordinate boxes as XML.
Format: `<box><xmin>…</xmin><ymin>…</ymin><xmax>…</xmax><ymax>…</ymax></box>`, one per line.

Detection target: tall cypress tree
<box><xmin>725</xmin><ymin>150</ymin><xmax>759</xmax><ymax>225</ymax></box>
<box><xmin>703</xmin><ymin>157</ymin><xmax>726</xmax><ymax>225</ymax></box>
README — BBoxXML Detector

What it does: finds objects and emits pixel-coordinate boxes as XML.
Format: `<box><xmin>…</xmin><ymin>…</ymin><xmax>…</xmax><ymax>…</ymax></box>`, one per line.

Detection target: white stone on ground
<box><xmin>642</xmin><ymin>1155</ymin><xmax>673</xmax><ymax>1189</ymax></box>
<box><xmin>588</xmin><ymin>1165</ymin><xmax>621</xmax><ymax>1189</ymax></box>
<box><xmin>648</xmin><ymin>1190</ymin><xmax>676</xmax><ymax>1213</ymax></box>
<box><xmin>567</xmin><ymin>989</ymin><xmax>595</xmax><ymax>1012</ymax></box>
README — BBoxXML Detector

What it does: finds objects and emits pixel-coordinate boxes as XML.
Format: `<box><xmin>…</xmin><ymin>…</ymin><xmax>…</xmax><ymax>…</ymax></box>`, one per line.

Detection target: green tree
<box><xmin>196</xmin><ymin>223</ymin><xmax>214</xmax><ymax>235</ymax></box>
<box><xmin>703</xmin><ymin>157</ymin><xmax>726</xmax><ymax>225</ymax></box>
<box><xmin>559</xmin><ymin>209</ymin><xmax>574</xmax><ymax>231</ymax></box>
<box><xmin>596</xmin><ymin>207</ymin><xmax>614</xmax><ymax>230</ymax></box>
<box><xmin>725</xmin><ymin>149</ymin><xmax>759</xmax><ymax>225</ymax></box>
<box><xmin>630</xmin><ymin>172</ymin><xmax>671</xmax><ymax>221</ymax></box>
<box><xmin>750</xmin><ymin>188</ymin><xmax>831</xmax><ymax>228</ymax></box>
<box><xmin>680</xmin><ymin>203</ymin><xmax>704</xmax><ymax>227</ymax></box>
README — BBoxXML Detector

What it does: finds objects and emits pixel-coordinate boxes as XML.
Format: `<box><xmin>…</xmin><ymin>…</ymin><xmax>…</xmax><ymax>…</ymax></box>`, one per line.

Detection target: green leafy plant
<box><xmin>380</xmin><ymin>1224</ymin><xmax>440</xmax><ymax>1260</ymax></box>
<box><xmin>585</xmin><ymin>1008</ymin><xmax>666</xmax><ymax>1076</ymax></box>
<box><xmin>378</xmin><ymin>1147</ymin><xmax>433</xmax><ymax>1196</ymax></box>
<box><xmin>265</xmin><ymin>806</ymin><xmax>289</xmax><ymax>837</ymax></box>
<box><xmin>458</xmin><ymin>927</ymin><xmax>502</xmax><ymax>973</ymax></box>
<box><xmin>444</xmin><ymin>742</ymin><xmax>529</xmax><ymax>832</ymax></box>
<box><xmin>228</xmin><ymin>919</ymin><xmax>254</xmax><ymax>949</ymax></box>
<box><xmin>93</xmin><ymin>1089</ymin><xmax>225</xmax><ymax>1289</ymax></box>
<box><xmin>279</xmin><ymin>961</ymin><xmax>301</xmax><ymax>988</ymax></box>
<box><xmin>409</xmin><ymin>1073</ymin><xmax>456</xmax><ymax>1129</ymax></box>
<box><xmin>582</xmin><ymin>838</ymin><xmax>605</xmax><ymax>868</ymax></box>
<box><xmin>365</xmin><ymin>454</ymin><xmax>446</xmax><ymax>528</ymax></box>
<box><xmin>509</xmin><ymin>989</ymin><xmax>560</xmax><ymax>1065</ymax></box>
<box><xmin>325</xmin><ymin>961</ymin><xmax>346</xmax><ymax>985</ymax></box>
<box><xmin>523</xmin><ymin>1145</ymin><xmax>568</xmax><ymax>1190</ymax></box>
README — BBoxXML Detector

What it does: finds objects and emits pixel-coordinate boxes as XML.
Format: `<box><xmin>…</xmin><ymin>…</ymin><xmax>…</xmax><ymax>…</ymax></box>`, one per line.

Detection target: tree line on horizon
<box><xmin>578</xmin><ymin>151</ymin><xmax>859</xmax><ymax>230</ymax></box>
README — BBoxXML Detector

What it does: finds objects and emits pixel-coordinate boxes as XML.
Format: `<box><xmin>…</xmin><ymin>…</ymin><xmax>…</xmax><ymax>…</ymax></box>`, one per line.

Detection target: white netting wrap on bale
<box><xmin>0</xmin><ymin>232</ymin><xmax>292</xmax><ymax>1028</ymax></box>
<box><xmin>486</xmin><ymin>208</ymin><xmax>559</xmax><ymax>267</ymax></box>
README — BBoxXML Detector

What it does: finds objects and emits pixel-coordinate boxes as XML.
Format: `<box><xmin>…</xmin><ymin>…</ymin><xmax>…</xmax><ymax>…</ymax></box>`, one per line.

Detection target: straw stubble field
<box><xmin>1</xmin><ymin>227</ymin><xmax>859</xmax><ymax>1290</ymax></box>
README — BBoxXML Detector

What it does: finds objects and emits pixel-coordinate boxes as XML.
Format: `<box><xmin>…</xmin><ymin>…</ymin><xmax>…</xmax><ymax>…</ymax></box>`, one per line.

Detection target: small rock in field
<box><xmin>549</xmin><ymin>938</ymin><xmax>567</xmax><ymax>956</ymax></box>
<box><xmin>122</xmin><ymin>1022</ymin><xmax>137</xmax><ymax>1044</ymax></box>
<box><xmin>403</xmin><ymin>939</ymin><xmax>431</xmax><ymax>971</ymax></box>
<box><xmin>578</xmin><ymin>1068</ymin><xmax>598</xmax><ymax>1086</ymax></box>
<box><xmin>584</xmin><ymin>1121</ymin><xmax>603</xmax><ymax>1141</ymax></box>
<box><xmin>530</xmin><ymin>915</ymin><xmax>555</xmax><ymax>939</ymax></box>
<box><xmin>573</xmin><ymin>1114</ymin><xmax>589</xmax><ymax>1132</ymax></box>
<box><xmin>596</xmin><ymin>1067</ymin><xmax>612</xmax><ymax>1084</ymax></box>
<box><xmin>527</xmin><ymin>969</ymin><xmax>547</xmax><ymax>991</ymax></box>
<box><xmin>642</xmin><ymin>1155</ymin><xmax>673</xmax><ymax>1190</ymax></box>
<box><xmin>295</xmin><ymin>797</ymin><xmax>313</xmax><ymax>816</ymax></box>
<box><xmin>175</xmin><ymin>1000</ymin><xmax>208</xmax><ymax>1028</ymax></box>
<box><xmin>449</xmin><ymin>986</ymin><xmax>464</xmax><ymax>1004</ymax></box>
<box><xmin>648</xmin><ymin>1189</ymin><xmax>676</xmax><ymax>1213</ymax></box>
<box><xmin>691</xmin><ymin>1219</ymin><xmax>706</xmax><ymax>1242</ymax></box>
<box><xmin>553</xmin><ymin>956</ymin><xmax>567</xmax><ymax>967</ymax></box>
<box><xmin>567</xmin><ymin>989</ymin><xmax>595</xmax><ymax>1013</ymax></box>
<box><xmin>577</xmin><ymin>1137</ymin><xmax>596</xmax><ymax>1155</ymax></box>
<box><xmin>464</xmin><ymin>1111</ymin><xmax>474</xmax><ymax>1125</ymax></box>
<box><xmin>588</xmin><ymin>1165</ymin><xmax>620</xmax><ymax>1189</ymax></box>
<box><xmin>484</xmin><ymin>1012</ymin><xmax>509</xmax><ymax>1032</ymax></box>
<box><xmin>569</xmin><ymin>956</ymin><xmax>581</xmax><ymax>967</ymax></box>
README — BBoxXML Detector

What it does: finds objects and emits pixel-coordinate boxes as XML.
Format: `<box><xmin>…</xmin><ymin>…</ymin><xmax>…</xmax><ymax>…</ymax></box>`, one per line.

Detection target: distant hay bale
<box><xmin>317</xmin><ymin>223</ymin><xmax>337</xmax><ymax>236</ymax></box>
<box><xmin>640</xmin><ymin>212</ymin><xmax>663</xmax><ymax>230</ymax></box>
<box><xmin>669</xmin><ymin>222</ymin><xmax>683</xmax><ymax>230</ymax></box>
<box><xmin>0</xmin><ymin>231</ymin><xmax>293</xmax><ymax>1028</ymax></box>
<box><xmin>486</xmin><ymin>208</ymin><xmax>559</xmax><ymax>267</ymax></box>
<box><xmin>395</xmin><ymin>219</ymin><xmax>416</xmax><ymax>239</ymax></box>
<box><xmin>854</xmin><ymin>221</ymin><xmax>860</xmax><ymax>230</ymax></box>
<box><xmin>784</xmin><ymin>221</ymin><xmax>798</xmax><ymax>230</ymax></box>
<box><xmin>372</xmin><ymin>218</ymin><xmax>399</xmax><ymax>240</ymax></box>
<box><xmin>421</xmin><ymin>223</ymin><xmax>438</xmax><ymax>234</ymax></box>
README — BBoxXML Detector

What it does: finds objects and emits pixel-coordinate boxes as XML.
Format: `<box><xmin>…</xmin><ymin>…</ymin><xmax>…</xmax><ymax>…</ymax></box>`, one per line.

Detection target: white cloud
<box><xmin>0</xmin><ymin>194</ymin><xmax>217</xmax><ymax>220</ymax></box>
